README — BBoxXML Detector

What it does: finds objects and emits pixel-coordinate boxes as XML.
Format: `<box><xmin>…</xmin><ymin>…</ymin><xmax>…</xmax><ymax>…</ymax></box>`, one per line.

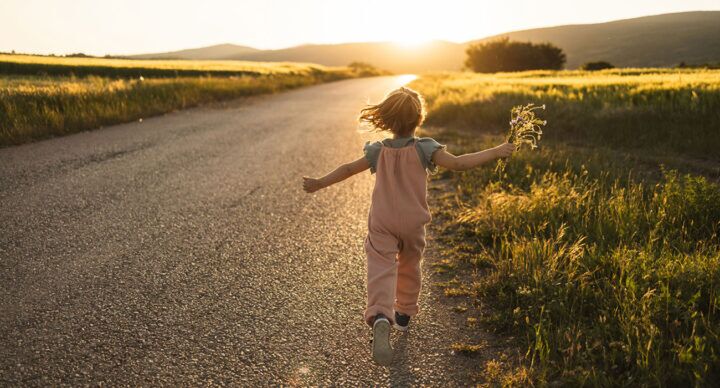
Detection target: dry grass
<box><xmin>0</xmin><ymin>54</ymin><xmax>384</xmax><ymax>146</ymax></box>
<box><xmin>412</xmin><ymin>70</ymin><xmax>720</xmax><ymax>385</ymax></box>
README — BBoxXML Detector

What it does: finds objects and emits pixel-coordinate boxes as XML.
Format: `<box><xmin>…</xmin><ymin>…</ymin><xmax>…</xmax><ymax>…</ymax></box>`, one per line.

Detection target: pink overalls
<box><xmin>364</xmin><ymin>139</ymin><xmax>431</xmax><ymax>325</ymax></box>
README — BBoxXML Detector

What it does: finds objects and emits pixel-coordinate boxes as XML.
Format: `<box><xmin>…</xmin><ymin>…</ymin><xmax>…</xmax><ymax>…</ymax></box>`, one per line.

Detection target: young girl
<box><xmin>302</xmin><ymin>86</ymin><xmax>515</xmax><ymax>365</ymax></box>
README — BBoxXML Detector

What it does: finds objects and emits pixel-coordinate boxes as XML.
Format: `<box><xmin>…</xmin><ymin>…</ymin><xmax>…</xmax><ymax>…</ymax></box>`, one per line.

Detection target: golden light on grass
<box><xmin>0</xmin><ymin>53</ymin><xmax>386</xmax><ymax>146</ymax></box>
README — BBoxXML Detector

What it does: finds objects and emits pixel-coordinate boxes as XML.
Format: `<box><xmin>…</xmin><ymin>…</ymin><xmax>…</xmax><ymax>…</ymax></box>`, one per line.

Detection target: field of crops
<box><xmin>410</xmin><ymin>70</ymin><xmax>720</xmax><ymax>385</ymax></box>
<box><xmin>0</xmin><ymin>53</ymin><xmax>337</xmax><ymax>78</ymax></box>
<box><xmin>0</xmin><ymin>54</ymin><xmax>375</xmax><ymax>146</ymax></box>
<box><xmin>412</xmin><ymin>69</ymin><xmax>720</xmax><ymax>158</ymax></box>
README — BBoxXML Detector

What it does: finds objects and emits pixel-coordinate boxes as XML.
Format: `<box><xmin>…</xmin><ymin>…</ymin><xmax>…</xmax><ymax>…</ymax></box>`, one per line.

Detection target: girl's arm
<box><xmin>303</xmin><ymin>156</ymin><xmax>370</xmax><ymax>193</ymax></box>
<box><xmin>432</xmin><ymin>143</ymin><xmax>516</xmax><ymax>171</ymax></box>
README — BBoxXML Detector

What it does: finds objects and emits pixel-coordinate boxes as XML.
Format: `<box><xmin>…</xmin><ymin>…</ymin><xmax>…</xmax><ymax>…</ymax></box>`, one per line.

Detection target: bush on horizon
<box><xmin>465</xmin><ymin>37</ymin><xmax>566</xmax><ymax>73</ymax></box>
<box><xmin>581</xmin><ymin>61</ymin><xmax>615</xmax><ymax>71</ymax></box>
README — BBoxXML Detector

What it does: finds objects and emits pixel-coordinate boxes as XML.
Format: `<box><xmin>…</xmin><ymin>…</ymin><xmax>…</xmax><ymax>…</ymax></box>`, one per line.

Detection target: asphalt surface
<box><xmin>0</xmin><ymin>76</ymin><xmax>492</xmax><ymax>386</ymax></box>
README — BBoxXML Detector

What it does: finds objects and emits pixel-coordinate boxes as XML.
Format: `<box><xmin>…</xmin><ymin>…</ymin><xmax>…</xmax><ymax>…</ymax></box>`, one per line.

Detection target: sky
<box><xmin>1</xmin><ymin>0</ymin><xmax>719</xmax><ymax>56</ymax></box>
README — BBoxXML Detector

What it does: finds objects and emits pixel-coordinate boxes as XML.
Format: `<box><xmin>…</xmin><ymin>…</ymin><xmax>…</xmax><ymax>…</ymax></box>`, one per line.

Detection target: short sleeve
<box><xmin>417</xmin><ymin>137</ymin><xmax>446</xmax><ymax>174</ymax></box>
<box><xmin>363</xmin><ymin>141</ymin><xmax>382</xmax><ymax>174</ymax></box>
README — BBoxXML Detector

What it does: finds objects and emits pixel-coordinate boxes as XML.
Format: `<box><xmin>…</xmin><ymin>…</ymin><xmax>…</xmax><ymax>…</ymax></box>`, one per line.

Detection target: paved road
<box><xmin>1</xmin><ymin>76</ymin><xmax>488</xmax><ymax>385</ymax></box>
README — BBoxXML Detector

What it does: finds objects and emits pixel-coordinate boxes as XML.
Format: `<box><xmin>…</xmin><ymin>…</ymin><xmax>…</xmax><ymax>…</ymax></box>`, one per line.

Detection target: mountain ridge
<box><xmin>130</xmin><ymin>43</ymin><xmax>260</xmax><ymax>60</ymax></box>
<box><xmin>129</xmin><ymin>11</ymin><xmax>720</xmax><ymax>71</ymax></box>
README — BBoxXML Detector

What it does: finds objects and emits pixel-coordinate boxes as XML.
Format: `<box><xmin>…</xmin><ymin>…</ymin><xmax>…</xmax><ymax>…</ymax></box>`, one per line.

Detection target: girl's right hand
<box><xmin>303</xmin><ymin>177</ymin><xmax>323</xmax><ymax>193</ymax></box>
<box><xmin>494</xmin><ymin>143</ymin><xmax>516</xmax><ymax>158</ymax></box>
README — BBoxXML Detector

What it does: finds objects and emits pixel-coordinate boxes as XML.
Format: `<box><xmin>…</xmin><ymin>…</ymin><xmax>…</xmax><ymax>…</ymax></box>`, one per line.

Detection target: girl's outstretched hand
<box><xmin>303</xmin><ymin>176</ymin><xmax>323</xmax><ymax>193</ymax></box>
<box><xmin>494</xmin><ymin>143</ymin><xmax>517</xmax><ymax>158</ymax></box>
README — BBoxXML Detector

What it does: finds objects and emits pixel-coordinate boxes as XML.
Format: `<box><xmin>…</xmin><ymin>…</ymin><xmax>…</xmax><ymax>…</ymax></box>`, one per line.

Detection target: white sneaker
<box><xmin>371</xmin><ymin>315</ymin><xmax>393</xmax><ymax>365</ymax></box>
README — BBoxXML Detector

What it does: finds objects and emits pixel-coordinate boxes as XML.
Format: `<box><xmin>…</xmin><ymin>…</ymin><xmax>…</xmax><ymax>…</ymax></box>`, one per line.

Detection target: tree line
<box><xmin>465</xmin><ymin>37</ymin><xmax>566</xmax><ymax>73</ymax></box>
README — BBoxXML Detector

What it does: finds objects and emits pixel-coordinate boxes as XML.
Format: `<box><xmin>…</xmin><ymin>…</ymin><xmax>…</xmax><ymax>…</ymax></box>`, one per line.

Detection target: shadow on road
<box><xmin>388</xmin><ymin>332</ymin><xmax>417</xmax><ymax>385</ymax></box>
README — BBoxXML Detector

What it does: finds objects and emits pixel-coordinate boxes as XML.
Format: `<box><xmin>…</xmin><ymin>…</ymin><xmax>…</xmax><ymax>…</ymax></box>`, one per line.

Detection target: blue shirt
<box><xmin>363</xmin><ymin>136</ymin><xmax>446</xmax><ymax>175</ymax></box>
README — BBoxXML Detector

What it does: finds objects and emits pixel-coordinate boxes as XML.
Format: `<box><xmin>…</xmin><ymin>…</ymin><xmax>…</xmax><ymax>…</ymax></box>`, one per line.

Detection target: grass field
<box><xmin>0</xmin><ymin>53</ymin><xmax>338</xmax><ymax>77</ymax></box>
<box><xmin>0</xmin><ymin>54</ymin><xmax>379</xmax><ymax>146</ymax></box>
<box><xmin>413</xmin><ymin>69</ymin><xmax>720</xmax><ymax>158</ymax></box>
<box><xmin>410</xmin><ymin>69</ymin><xmax>720</xmax><ymax>386</ymax></box>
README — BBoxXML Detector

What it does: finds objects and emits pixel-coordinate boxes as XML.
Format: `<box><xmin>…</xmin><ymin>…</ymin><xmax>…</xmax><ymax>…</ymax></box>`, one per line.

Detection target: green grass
<box><xmin>411</xmin><ymin>70</ymin><xmax>720</xmax><ymax>386</ymax></box>
<box><xmin>0</xmin><ymin>54</ymin><xmax>381</xmax><ymax>146</ymax></box>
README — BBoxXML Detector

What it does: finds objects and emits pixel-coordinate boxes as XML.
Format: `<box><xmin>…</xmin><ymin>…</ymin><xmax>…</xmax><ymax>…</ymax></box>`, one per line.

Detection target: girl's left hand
<box><xmin>494</xmin><ymin>142</ymin><xmax>517</xmax><ymax>158</ymax></box>
<box><xmin>303</xmin><ymin>177</ymin><xmax>323</xmax><ymax>193</ymax></box>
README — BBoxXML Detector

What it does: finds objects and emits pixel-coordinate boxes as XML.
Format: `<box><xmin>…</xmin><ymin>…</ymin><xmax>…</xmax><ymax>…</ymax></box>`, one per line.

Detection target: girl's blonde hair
<box><xmin>359</xmin><ymin>86</ymin><xmax>426</xmax><ymax>137</ymax></box>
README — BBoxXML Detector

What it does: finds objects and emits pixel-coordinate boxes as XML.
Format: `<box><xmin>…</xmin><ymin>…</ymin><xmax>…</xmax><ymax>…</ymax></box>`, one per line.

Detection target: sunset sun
<box><xmin>392</xmin><ymin>37</ymin><xmax>431</xmax><ymax>48</ymax></box>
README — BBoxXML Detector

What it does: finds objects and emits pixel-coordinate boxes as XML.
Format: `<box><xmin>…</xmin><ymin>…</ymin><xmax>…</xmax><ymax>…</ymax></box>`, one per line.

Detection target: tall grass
<box><xmin>411</xmin><ymin>70</ymin><xmax>720</xmax><ymax>385</ymax></box>
<box><xmin>411</xmin><ymin>69</ymin><xmax>720</xmax><ymax>157</ymax></box>
<box><xmin>0</xmin><ymin>54</ymin><xmax>382</xmax><ymax>146</ymax></box>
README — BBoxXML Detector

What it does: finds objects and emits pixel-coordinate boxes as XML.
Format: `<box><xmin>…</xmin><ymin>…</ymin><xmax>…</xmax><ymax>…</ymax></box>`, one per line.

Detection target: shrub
<box><xmin>465</xmin><ymin>37</ymin><xmax>566</xmax><ymax>73</ymax></box>
<box><xmin>580</xmin><ymin>61</ymin><xmax>615</xmax><ymax>71</ymax></box>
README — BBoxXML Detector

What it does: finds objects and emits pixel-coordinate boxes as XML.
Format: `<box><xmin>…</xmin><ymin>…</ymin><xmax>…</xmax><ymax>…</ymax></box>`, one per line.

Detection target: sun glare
<box><xmin>393</xmin><ymin>38</ymin><xmax>431</xmax><ymax>49</ymax></box>
<box><xmin>395</xmin><ymin>74</ymin><xmax>418</xmax><ymax>86</ymax></box>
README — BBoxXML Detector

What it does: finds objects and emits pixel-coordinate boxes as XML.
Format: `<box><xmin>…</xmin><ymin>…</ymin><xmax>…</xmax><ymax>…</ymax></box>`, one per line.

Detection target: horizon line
<box><xmin>6</xmin><ymin>9</ymin><xmax>718</xmax><ymax>58</ymax></box>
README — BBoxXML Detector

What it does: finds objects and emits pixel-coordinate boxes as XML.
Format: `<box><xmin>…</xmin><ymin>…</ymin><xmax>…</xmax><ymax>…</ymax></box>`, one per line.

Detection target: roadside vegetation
<box><xmin>0</xmin><ymin>54</ymin><xmax>384</xmax><ymax>146</ymax></box>
<box><xmin>410</xmin><ymin>69</ymin><xmax>720</xmax><ymax>386</ymax></box>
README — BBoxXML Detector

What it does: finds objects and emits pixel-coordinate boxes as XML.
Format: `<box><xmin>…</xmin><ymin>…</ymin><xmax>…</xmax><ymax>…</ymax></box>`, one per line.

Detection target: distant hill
<box><xmin>130</xmin><ymin>43</ymin><xmax>260</xmax><ymax>60</ymax></box>
<box><xmin>474</xmin><ymin>11</ymin><xmax>720</xmax><ymax>68</ymax></box>
<box><xmin>230</xmin><ymin>41</ymin><xmax>465</xmax><ymax>73</ymax></box>
<box><xmin>130</xmin><ymin>11</ymin><xmax>720</xmax><ymax>71</ymax></box>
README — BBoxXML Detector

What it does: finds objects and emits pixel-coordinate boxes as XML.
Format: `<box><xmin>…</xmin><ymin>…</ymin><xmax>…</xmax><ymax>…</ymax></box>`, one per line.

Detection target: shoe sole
<box><xmin>392</xmin><ymin>323</ymin><xmax>409</xmax><ymax>332</ymax></box>
<box><xmin>372</xmin><ymin>319</ymin><xmax>393</xmax><ymax>366</ymax></box>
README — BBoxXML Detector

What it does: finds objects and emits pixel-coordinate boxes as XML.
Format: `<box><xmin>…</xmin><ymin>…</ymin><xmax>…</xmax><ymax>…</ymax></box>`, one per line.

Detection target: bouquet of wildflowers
<box><xmin>497</xmin><ymin>103</ymin><xmax>547</xmax><ymax>175</ymax></box>
<box><xmin>507</xmin><ymin>103</ymin><xmax>546</xmax><ymax>149</ymax></box>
